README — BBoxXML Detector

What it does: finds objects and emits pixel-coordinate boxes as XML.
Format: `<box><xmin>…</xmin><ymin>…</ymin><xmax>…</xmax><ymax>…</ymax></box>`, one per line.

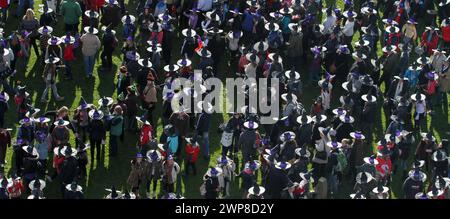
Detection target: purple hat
<box><xmin>220</xmin><ymin>156</ymin><xmax>229</xmax><ymax>164</ymax></box>
<box><xmin>367</xmin><ymin>155</ymin><xmax>376</xmax><ymax>164</ymax></box>
<box><xmin>0</xmin><ymin>93</ymin><xmax>6</xmax><ymax>101</ymax></box>
<box><xmin>50</xmin><ymin>37</ymin><xmax>59</xmax><ymax>45</ymax></box>
<box><xmin>150</xmin><ymin>150</ymin><xmax>159</xmax><ymax>161</ymax></box>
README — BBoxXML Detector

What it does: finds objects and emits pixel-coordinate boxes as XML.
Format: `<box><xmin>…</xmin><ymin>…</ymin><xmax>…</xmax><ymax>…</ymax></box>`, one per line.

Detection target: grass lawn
<box><xmin>0</xmin><ymin>0</ymin><xmax>448</xmax><ymax>199</ymax></box>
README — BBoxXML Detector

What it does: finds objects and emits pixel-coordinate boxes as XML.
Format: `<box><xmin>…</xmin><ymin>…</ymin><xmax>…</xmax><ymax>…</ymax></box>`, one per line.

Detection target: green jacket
<box><xmin>110</xmin><ymin>115</ymin><xmax>123</xmax><ymax>136</ymax></box>
<box><xmin>60</xmin><ymin>0</ymin><xmax>82</xmax><ymax>25</ymax></box>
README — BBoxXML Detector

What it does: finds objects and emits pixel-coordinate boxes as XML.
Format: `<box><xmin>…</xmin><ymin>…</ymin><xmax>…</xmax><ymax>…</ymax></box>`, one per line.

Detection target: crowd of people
<box><xmin>0</xmin><ymin>0</ymin><xmax>449</xmax><ymax>199</ymax></box>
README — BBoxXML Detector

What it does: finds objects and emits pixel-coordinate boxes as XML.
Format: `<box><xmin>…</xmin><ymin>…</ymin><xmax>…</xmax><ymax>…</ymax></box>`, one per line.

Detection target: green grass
<box><xmin>0</xmin><ymin>0</ymin><xmax>448</xmax><ymax>199</ymax></box>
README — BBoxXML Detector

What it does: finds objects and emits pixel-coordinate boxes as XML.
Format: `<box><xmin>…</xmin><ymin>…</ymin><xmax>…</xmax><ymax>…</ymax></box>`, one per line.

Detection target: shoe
<box><xmin>146</xmin><ymin>192</ymin><xmax>151</xmax><ymax>199</ymax></box>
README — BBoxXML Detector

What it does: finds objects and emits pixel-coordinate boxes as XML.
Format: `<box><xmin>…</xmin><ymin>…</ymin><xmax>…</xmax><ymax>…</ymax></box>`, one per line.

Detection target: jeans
<box><xmin>83</xmin><ymin>55</ymin><xmax>95</xmax><ymax>76</ymax></box>
<box><xmin>41</xmin><ymin>81</ymin><xmax>61</xmax><ymax>100</ymax></box>
<box><xmin>1</xmin><ymin>8</ymin><xmax>7</xmax><ymax>22</ymax></box>
<box><xmin>200</xmin><ymin>132</ymin><xmax>209</xmax><ymax>157</ymax></box>
<box><xmin>110</xmin><ymin>135</ymin><xmax>118</xmax><ymax>156</ymax></box>
<box><xmin>16</xmin><ymin>0</ymin><xmax>34</xmax><ymax>17</ymax></box>
<box><xmin>327</xmin><ymin>172</ymin><xmax>338</xmax><ymax>195</ymax></box>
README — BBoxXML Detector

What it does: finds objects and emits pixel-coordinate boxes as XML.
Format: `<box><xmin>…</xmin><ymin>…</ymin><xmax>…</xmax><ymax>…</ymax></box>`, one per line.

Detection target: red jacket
<box><xmin>0</xmin><ymin>0</ymin><xmax>9</xmax><ymax>8</ymax></box>
<box><xmin>96</xmin><ymin>0</ymin><xmax>105</xmax><ymax>9</ymax></box>
<box><xmin>375</xmin><ymin>157</ymin><xmax>392</xmax><ymax>178</ymax></box>
<box><xmin>421</xmin><ymin>31</ymin><xmax>439</xmax><ymax>55</ymax></box>
<box><xmin>139</xmin><ymin>125</ymin><xmax>153</xmax><ymax>146</ymax></box>
<box><xmin>442</xmin><ymin>26</ymin><xmax>450</xmax><ymax>42</ymax></box>
<box><xmin>7</xmin><ymin>180</ymin><xmax>24</xmax><ymax>198</ymax></box>
<box><xmin>53</xmin><ymin>155</ymin><xmax>65</xmax><ymax>173</ymax></box>
<box><xmin>185</xmin><ymin>144</ymin><xmax>200</xmax><ymax>163</ymax></box>
<box><xmin>63</xmin><ymin>45</ymin><xmax>75</xmax><ymax>61</ymax></box>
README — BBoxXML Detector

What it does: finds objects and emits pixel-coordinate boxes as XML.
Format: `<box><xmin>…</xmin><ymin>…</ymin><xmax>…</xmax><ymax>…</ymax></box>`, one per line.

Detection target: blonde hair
<box><xmin>58</xmin><ymin>106</ymin><xmax>69</xmax><ymax>116</ymax></box>
<box><xmin>23</xmin><ymin>9</ymin><xmax>35</xmax><ymax>21</ymax></box>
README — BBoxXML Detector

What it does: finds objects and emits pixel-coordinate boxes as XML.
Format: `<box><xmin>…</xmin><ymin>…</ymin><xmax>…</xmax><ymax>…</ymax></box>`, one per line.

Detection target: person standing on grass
<box><xmin>87</xmin><ymin>108</ymin><xmax>106</xmax><ymax>161</ymax></box>
<box><xmin>195</xmin><ymin>101</ymin><xmax>212</xmax><ymax>160</ymax></box>
<box><xmin>100</xmin><ymin>26</ymin><xmax>118</xmax><ymax>72</ymax></box>
<box><xmin>59</xmin><ymin>146</ymin><xmax>79</xmax><ymax>197</ymax></box>
<box><xmin>38</xmin><ymin>26</ymin><xmax>52</xmax><ymax>64</ymax></box>
<box><xmin>75</xmin><ymin>138</ymin><xmax>88</xmax><ymax>178</ymax></box>
<box><xmin>40</xmin><ymin>56</ymin><xmax>65</xmax><ymax>103</ymax></box>
<box><xmin>101</xmin><ymin>0</ymin><xmax>121</xmax><ymax>29</ymax></box>
<box><xmin>0</xmin><ymin>92</ymin><xmax>8</xmax><ymax>128</ymax></box>
<box><xmin>124</xmin><ymin>85</ymin><xmax>139</xmax><ymax>131</ymax></box>
<box><xmin>109</xmin><ymin>105</ymin><xmax>124</xmax><ymax>157</ymax></box>
<box><xmin>0</xmin><ymin>128</ymin><xmax>10</xmax><ymax>167</ymax></box>
<box><xmin>142</xmin><ymin>73</ymin><xmax>157</xmax><ymax>133</ymax></box>
<box><xmin>127</xmin><ymin>153</ymin><xmax>149</xmax><ymax>199</ymax></box>
<box><xmin>61</xmin><ymin>34</ymin><xmax>75</xmax><ymax>80</ymax></box>
<box><xmin>60</xmin><ymin>0</ymin><xmax>82</xmax><ymax>34</ymax></box>
<box><xmin>145</xmin><ymin>149</ymin><xmax>163</xmax><ymax>199</ymax></box>
<box><xmin>80</xmin><ymin>26</ymin><xmax>100</xmax><ymax>78</ymax></box>
<box><xmin>34</xmin><ymin>130</ymin><xmax>49</xmax><ymax>178</ymax></box>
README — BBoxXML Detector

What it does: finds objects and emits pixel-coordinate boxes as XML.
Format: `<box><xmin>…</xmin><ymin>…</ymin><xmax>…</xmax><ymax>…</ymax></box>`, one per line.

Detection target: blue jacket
<box><xmin>35</xmin><ymin>141</ymin><xmax>48</xmax><ymax>160</ymax></box>
<box><xmin>241</xmin><ymin>11</ymin><xmax>254</xmax><ymax>32</ymax></box>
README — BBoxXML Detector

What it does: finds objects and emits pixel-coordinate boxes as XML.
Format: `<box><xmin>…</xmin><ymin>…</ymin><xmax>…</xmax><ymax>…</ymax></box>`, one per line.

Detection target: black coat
<box><xmin>88</xmin><ymin>120</ymin><xmax>106</xmax><ymax>141</ymax></box>
<box><xmin>60</xmin><ymin>157</ymin><xmax>79</xmax><ymax>184</ymax></box>
<box><xmin>64</xmin><ymin>190</ymin><xmax>84</xmax><ymax>199</ymax></box>
<box><xmin>287</xmin><ymin>159</ymin><xmax>308</xmax><ymax>182</ymax></box>
<box><xmin>296</xmin><ymin>124</ymin><xmax>312</xmax><ymax>148</ymax></box>
<box><xmin>205</xmin><ymin>176</ymin><xmax>219</xmax><ymax>199</ymax></box>
<box><xmin>402</xmin><ymin>177</ymin><xmax>424</xmax><ymax>199</ymax></box>
<box><xmin>335</xmin><ymin>123</ymin><xmax>354</xmax><ymax>142</ymax></box>
<box><xmin>265</xmin><ymin>166</ymin><xmax>291</xmax><ymax>199</ymax></box>
<box><xmin>386</xmin><ymin>79</ymin><xmax>410</xmax><ymax>99</ymax></box>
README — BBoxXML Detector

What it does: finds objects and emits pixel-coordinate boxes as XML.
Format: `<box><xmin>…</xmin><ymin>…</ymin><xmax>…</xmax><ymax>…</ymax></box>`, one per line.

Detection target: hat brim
<box><xmin>88</xmin><ymin>110</ymin><xmax>105</xmax><ymax>120</ymax></box>
<box><xmin>350</xmin><ymin>132</ymin><xmax>366</xmax><ymax>140</ymax></box>
<box><xmin>253</xmin><ymin>42</ymin><xmax>269</xmax><ymax>52</ymax></box>
<box><xmin>363</xmin><ymin>157</ymin><xmax>379</xmax><ymax>165</ymax></box>
<box><xmin>181</xmin><ymin>28</ymin><xmax>197</xmax><ymax>37</ymax></box>
<box><xmin>98</xmin><ymin>97</ymin><xmax>114</xmax><ymax>106</ymax></box>
<box><xmin>248</xmin><ymin>186</ymin><xmax>266</xmax><ymax>196</ymax></box>
<box><xmin>164</xmin><ymin>64</ymin><xmax>180</xmax><ymax>72</ymax></box>
<box><xmin>296</xmin><ymin>115</ymin><xmax>313</xmax><ymax>125</ymax></box>
<box><xmin>361</xmin><ymin>94</ymin><xmax>377</xmax><ymax>103</ymax></box>
<box><xmin>38</xmin><ymin>26</ymin><xmax>53</xmax><ymax>34</ymax></box>
<box><xmin>53</xmin><ymin>120</ymin><xmax>70</xmax><ymax>126</ymax></box>
<box><xmin>339</xmin><ymin>115</ymin><xmax>355</xmax><ymax>123</ymax></box>
<box><xmin>243</xmin><ymin>122</ymin><xmax>259</xmax><ymax>130</ymax></box>
<box><xmin>121</xmin><ymin>15</ymin><xmax>136</xmax><ymax>24</ymax></box>
<box><xmin>83</xmin><ymin>27</ymin><xmax>99</xmax><ymax>34</ymax></box>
